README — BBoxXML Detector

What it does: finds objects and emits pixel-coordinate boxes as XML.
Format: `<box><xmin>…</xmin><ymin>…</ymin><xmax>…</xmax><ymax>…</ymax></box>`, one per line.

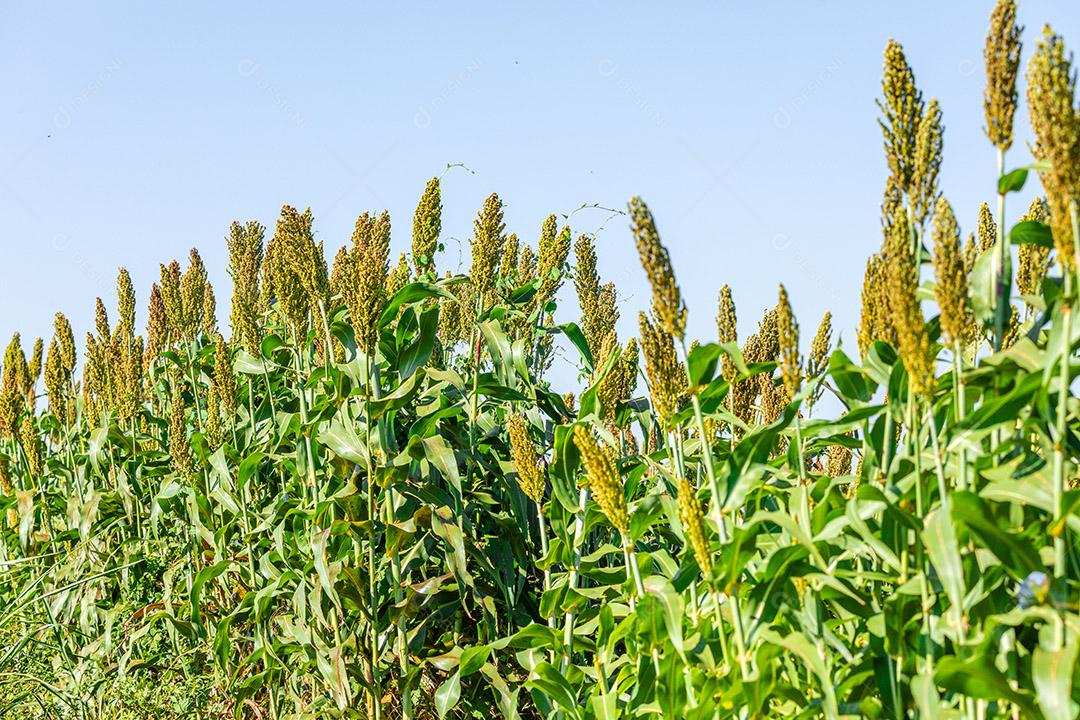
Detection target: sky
<box><xmin>2</xmin><ymin>2</ymin><xmax>1079</xmax><ymax>392</ymax></box>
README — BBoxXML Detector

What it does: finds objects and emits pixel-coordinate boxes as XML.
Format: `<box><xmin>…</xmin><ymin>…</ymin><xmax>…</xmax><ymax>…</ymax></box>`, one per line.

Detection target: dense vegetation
<box><xmin>3</xmin><ymin>2</ymin><xmax>1080</xmax><ymax>717</ymax></box>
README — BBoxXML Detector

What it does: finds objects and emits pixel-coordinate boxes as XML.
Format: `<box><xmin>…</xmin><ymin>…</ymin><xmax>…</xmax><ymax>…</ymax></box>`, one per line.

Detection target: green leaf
<box><xmin>998</xmin><ymin>167</ymin><xmax>1028</xmax><ymax>194</ymax></box>
<box><xmin>552</xmin><ymin>322</ymin><xmax>594</xmax><ymax>372</ymax></box>
<box><xmin>1011</xmin><ymin>220</ymin><xmax>1054</xmax><ymax>248</ymax></box>
<box><xmin>435</xmin><ymin>670</ymin><xmax>461</xmax><ymax>718</ymax></box>
<box><xmin>924</xmin><ymin>508</ymin><xmax>965</xmax><ymax>630</ymax></box>
<box><xmin>687</xmin><ymin>342</ymin><xmax>722</xmax><ymax>388</ymax></box>
<box><xmin>1033</xmin><ymin>628</ymin><xmax>1079</xmax><ymax>720</ymax></box>
<box><xmin>936</xmin><ymin>654</ymin><xmax>1041</xmax><ymax>717</ymax></box>
<box><xmin>380</xmin><ymin>281</ymin><xmax>456</xmax><ymax>327</ymax></box>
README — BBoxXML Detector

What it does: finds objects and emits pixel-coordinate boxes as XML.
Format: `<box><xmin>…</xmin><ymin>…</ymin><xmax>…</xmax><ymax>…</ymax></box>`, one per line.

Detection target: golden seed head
<box><xmin>179</xmin><ymin>248</ymin><xmax>208</xmax><ymax>341</ymax></box>
<box><xmin>807</xmin><ymin>311</ymin><xmax>832</xmax><ymax>381</ymax></box>
<box><xmin>145</xmin><ymin>284</ymin><xmax>167</xmax><ymax>364</ymax></box>
<box><xmin>0</xmin><ymin>455</ymin><xmax>10</xmax><ymax>494</ymax></box>
<box><xmin>159</xmin><ymin>260</ymin><xmax>183</xmax><ymax>341</ymax></box>
<box><xmin>886</xmin><ymin>213</ymin><xmax>934</xmax><ymax>395</ymax></box>
<box><xmin>469</xmin><ymin>193</ymin><xmax>507</xmax><ymax>301</ymax></box>
<box><xmin>932</xmin><ymin>196</ymin><xmax>971</xmax><ymax>348</ymax></box>
<box><xmin>330</xmin><ymin>244</ymin><xmax>348</xmax><ymax>300</ymax></box>
<box><xmin>438</xmin><ymin>271</ymin><xmax>463</xmax><ymax>351</ymax></box>
<box><xmin>205</xmin><ymin>382</ymin><xmax>223</xmax><ymax>449</ymax></box>
<box><xmin>500</xmin><ymin>233</ymin><xmax>521</xmax><ymax>284</ymax></box>
<box><xmin>412</xmin><ymin>176</ymin><xmax>441</xmax><ymax>278</ymax></box>
<box><xmin>776</xmin><ymin>285</ymin><xmax>801</xmax><ymax>394</ymax></box>
<box><xmin>2</xmin><ymin>334</ymin><xmax>29</xmax><ymax>409</ymax></box>
<box><xmin>44</xmin><ymin>338</ymin><xmax>67</xmax><ymax>423</ymax></box>
<box><xmin>115</xmin><ymin>332</ymin><xmax>143</xmax><ymax>422</ymax></box>
<box><xmin>911</xmin><ymin>98</ymin><xmax>944</xmax><ymax>227</ymax></box>
<box><xmin>536</xmin><ymin>218</ymin><xmax>571</xmax><ymax>312</ymax></box>
<box><xmin>507</xmin><ymin>413</ymin><xmax>544</xmax><ymax>503</ymax></box>
<box><xmin>878</xmin><ymin>39</ymin><xmax>924</xmax><ymax>194</ymax></box>
<box><xmin>116</xmin><ymin>267</ymin><xmax>136</xmax><ymax>339</ymax></box>
<box><xmin>977</xmin><ymin>202</ymin><xmax>997</xmax><ymax>254</ymax></box>
<box><xmin>639</xmin><ymin>312</ymin><xmax>686</xmax><ymax>427</ymax></box>
<box><xmin>226</xmin><ymin>220</ymin><xmax>265</xmax><ymax>355</ymax></box>
<box><xmin>213</xmin><ymin>333</ymin><xmax>236</xmax><ymax>418</ymax></box>
<box><xmin>342</xmin><ymin>210</ymin><xmax>392</xmax><ymax>352</ymax></box>
<box><xmin>630</xmin><ymin>197</ymin><xmax>686</xmax><ymax>338</ymax></box>
<box><xmin>984</xmin><ymin>0</ymin><xmax>1023</xmax><ymax>150</ymax></box>
<box><xmin>19</xmin><ymin>416</ymin><xmax>42</xmax><ymax>478</ymax></box>
<box><xmin>94</xmin><ymin>297</ymin><xmax>111</xmax><ymax>346</ymax></box>
<box><xmin>53</xmin><ymin>313</ymin><xmax>75</xmax><ymax>375</ymax></box>
<box><xmin>1017</xmin><ymin>198</ymin><xmax>1052</xmax><ymax>299</ymax></box>
<box><xmin>27</xmin><ymin>338</ymin><xmax>43</xmax><ymax>389</ymax></box>
<box><xmin>760</xmin><ymin>375</ymin><xmax>790</xmax><ymax>427</ymax></box>
<box><xmin>574</xmin><ymin>234</ymin><xmax>606</xmax><ymax>359</ymax></box>
<box><xmin>169</xmin><ymin>384</ymin><xmax>193</xmax><ymax>480</ymax></box>
<box><xmin>387</xmin><ymin>252</ymin><xmax>411</xmax><ymax>299</ymax></box>
<box><xmin>201</xmin><ymin>280</ymin><xmax>217</xmax><ymax>337</ymax></box>
<box><xmin>622</xmin><ymin>337</ymin><xmax>639</xmax><ymax>397</ymax></box>
<box><xmin>858</xmin><ymin>251</ymin><xmax>895</xmax><ymax>358</ymax></box>
<box><xmin>518</xmin><ymin>243</ymin><xmax>537</xmax><ymax>284</ymax></box>
<box><xmin>676</xmin><ymin>475</ymin><xmax>712</xmax><ymax>575</ymax></box>
<box><xmin>267</xmin><ymin>206</ymin><xmax>319</xmax><ymax>332</ymax></box>
<box><xmin>1027</xmin><ymin>26</ymin><xmax>1080</xmax><ymax>269</ymax></box>
<box><xmin>1003</xmin><ymin>304</ymin><xmax>1023</xmax><ymax>348</ymax></box>
<box><xmin>572</xmin><ymin>425</ymin><xmax>629</xmax><ymax>537</ymax></box>
<box><xmin>826</xmin><ymin>444</ymin><xmax>853</xmax><ymax>478</ymax></box>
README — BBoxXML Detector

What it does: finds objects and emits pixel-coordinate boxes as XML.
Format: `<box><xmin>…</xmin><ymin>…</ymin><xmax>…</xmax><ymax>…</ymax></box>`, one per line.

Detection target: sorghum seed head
<box><xmin>878</xmin><ymin>39</ymin><xmax>924</xmax><ymax>195</ymax></box>
<box><xmin>858</xmin><ymin>251</ymin><xmax>894</xmax><ymax>357</ymax></box>
<box><xmin>716</xmin><ymin>284</ymin><xmax>738</xmax><ymax>380</ymax></box>
<box><xmin>639</xmin><ymin>312</ymin><xmax>685</xmax><ymax>427</ymax></box>
<box><xmin>213</xmin><ymin>333</ymin><xmax>236</xmax><ymax>418</ymax></box>
<box><xmin>19</xmin><ymin>416</ymin><xmax>41</xmax><ymax>478</ymax></box>
<box><xmin>470</xmin><ymin>193</ymin><xmax>507</xmax><ymax>302</ymax></box>
<box><xmin>94</xmin><ymin>298</ymin><xmax>111</xmax><ymax>346</ymax></box>
<box><xmin>226</xmin><ymin>220</ymin><xmax>265</xmax><ymax>355</ymax></box>
<box><xmin>535</xmin><ymin>217</ymin><xmax>571</xmax><ymax>312</ymax></box>
<box><xmin>911</xmin><ymin>98</ymin><xmax>944</xmax><ymax>227</ymax></box>
<box><xmin>886</xmin><ymin>213</ymin><xmax>934</xmax><ymax>395</ymax></box>
<box><xmin>630</xmin><ymin>197</ymin><xmax>686</xmax><ymax>338</ymax></box>
<box><xmin>201</xmin><ymin>280</ymin><xmax>217</xmax><ymax>337</ymax></box>
<box><xmin>507</xmin><ymin>414</ymin><xmax>545</xmax><ymax>503</ymax></box>
<box><xmin>500</xmin><ymin>233</ymin><xmax>521</xmax><ymax>284</ymax></box>
<box><xmin>412</xmin><ymin>176</ymin><xmax>441</xmax><ymax>278</ymax></box>
<box><xmin>179</xmin><ymin>248</ymin><xmax>208</xmax><ymax>341</ymax></box>
<box><xmin>826</xmin><ymin>444</ymin><xmax>853</xmax><ymax>478</ymax></box>
<box><xmin>1027</xmin><ymin>26</ymin><xmax>1080</xmax><ymax>270</ymax></box>
<box><xmin>387</xmin><ymin>252</ymin><xmax>410</xmax><ymax>299</ymax></box>
<box><xmin>984</xmin><ymin>0</ymin><xmax>1023</xmax><ymax>151</ymax></box>
<box><xmin>676</xmin><ymin>475</ymin><xmax>712</xmax><ymax>576</ymax></box>
<box><xmin>776</xmin><ymin>285</ymin><xmax>801</xmax><ymax>394</ymax></box>
<box><xmin>932</xmin><ymin>196</ymin><xmax>971</xmax><ymax>348</ymax></box>
<box><xmin>518</xmin><ymin>243</ymin><xmax>536</xmax><ymax>284</ymax></box>
<box><xmin>977</xmin><ymin>202</ymin><xmax>997</xmax><ymax>254</ymax></box>
<box><xmin>44</xmin><ymin>338</ymin><xmax>67</xmax><ymax>423</ymax></box>
<box><xmin>116</xmin><ymin>268</ymin><xmax>136</xmax><ymax>339</ymax></box>
<box><xmin>808</xmin><ymin>312</ymin><xmax>832</xmax><ymax>376</ymax></box>
<box><xmin>1017</xmin><ymin>198</ymin><xmax>1052</xmax><ymax>300</ymax></box>
<box><xmin>159</xmin><ymin>260</ymin><xmax>182</xmax><ymax>341</ymax></box>
<box><xmin>572</xmin><ymin>425</ymin><xmax>629</xmax><ymax>537</ymax></box>
<box><xmin>54</xmin><ymin>313</ymin><xmax>75</xmax><ymax>376</ymax></box>
<box><xmin>145</xmin><ymin>284</ymin><xmax>167</xmax><ymax>364</ymax></box>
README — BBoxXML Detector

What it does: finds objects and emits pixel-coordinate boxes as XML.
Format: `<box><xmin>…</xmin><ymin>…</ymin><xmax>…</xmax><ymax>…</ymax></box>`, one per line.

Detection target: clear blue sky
<box><xmin>2</xmin><ymin>2</ymin><xmax>1078</xmax><ymax>390</ymax></box>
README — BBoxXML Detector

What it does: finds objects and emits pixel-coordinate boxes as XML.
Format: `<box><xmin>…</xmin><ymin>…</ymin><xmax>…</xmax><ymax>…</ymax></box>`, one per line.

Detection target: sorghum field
<box><xmin>3</xmin><ymin>3</ymin><xmax>1080</xmax><ymax>718</ymax></box>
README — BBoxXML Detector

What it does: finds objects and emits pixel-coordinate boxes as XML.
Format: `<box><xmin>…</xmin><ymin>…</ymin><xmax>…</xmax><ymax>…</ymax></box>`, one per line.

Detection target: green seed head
<box><xmin>630</xmin><ymin>197</ymin><xmax>686</xmax><ymax>338</ymax></box>
<box><xmin>983</xmin><ymin>0</ymin><xmax>1023</xmax><ymax>151</ymax></box>
<box><xmin>412</xmin><ymin>176</ymin><xmax>442</xmax><ymax>278</ymax></box>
